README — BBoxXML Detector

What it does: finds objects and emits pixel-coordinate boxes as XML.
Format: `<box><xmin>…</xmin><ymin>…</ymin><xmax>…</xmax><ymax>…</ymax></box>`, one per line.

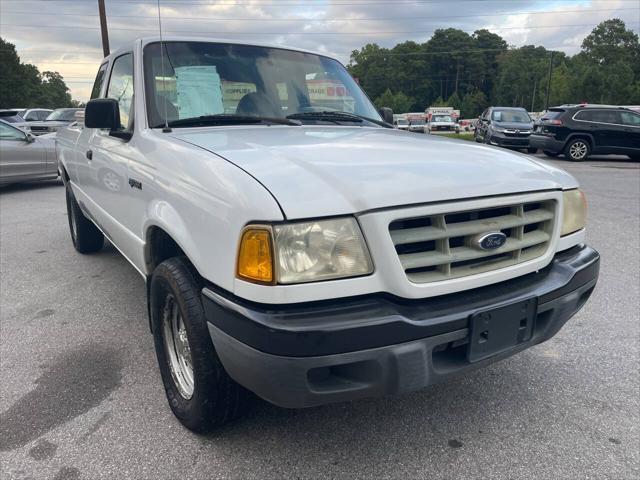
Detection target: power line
<box><xmin>2</xmin><ymin>0</ymin><xmax>635</xmax><ymax>4</ymax></box>
<box><xmin>1</xmin><ymin>7</ymin><xmax>635</xmax><ymax>22</ymax></box>
<box><xmin>0</xmin><ymin>22</ymin><xmax>605</xmax><ymax>35</ymax></box>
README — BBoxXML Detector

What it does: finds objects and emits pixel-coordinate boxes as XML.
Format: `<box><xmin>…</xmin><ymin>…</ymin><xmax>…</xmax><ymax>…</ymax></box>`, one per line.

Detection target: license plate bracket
<box><xmin>468</xmin><ymin>298</ymin><xmax>537</xmax><ymax>363</ymax></box>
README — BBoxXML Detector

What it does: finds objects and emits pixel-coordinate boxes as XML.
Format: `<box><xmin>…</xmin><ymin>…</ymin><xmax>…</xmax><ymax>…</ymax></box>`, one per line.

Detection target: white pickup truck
<box><xmin>57</xmin><ymin>37</ymin><xmax>600</xmax><ymax>433</ymax></box>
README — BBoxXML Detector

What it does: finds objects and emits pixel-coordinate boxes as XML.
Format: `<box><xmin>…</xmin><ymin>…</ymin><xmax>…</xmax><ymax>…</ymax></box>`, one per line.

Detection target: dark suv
<box><xmin>474</xmin><ymin>107</ymin><xmax>537</xmax><ymax>153</ymax></box>
<box><xmin>530</xmin><ymin>105</ymin><xmax>640</xmax><ymax>161</ymax></box>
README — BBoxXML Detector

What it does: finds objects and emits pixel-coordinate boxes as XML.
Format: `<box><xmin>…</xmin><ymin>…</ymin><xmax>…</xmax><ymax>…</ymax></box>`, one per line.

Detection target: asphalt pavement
<box><xmin>1</xmin><ymin>154</ymin><xmax>638</xmax><ymax>480</ymax></box>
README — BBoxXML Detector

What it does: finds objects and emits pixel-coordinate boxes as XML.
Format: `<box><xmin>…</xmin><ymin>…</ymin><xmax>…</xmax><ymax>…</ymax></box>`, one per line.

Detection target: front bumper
<box><xmin>203</xmin><ymin>245</ymin><xmax>599</xmax><ymax>408</ymax></box>
<box><xmin>489</xmin><ymin>131</ymin><xmax>532</xmax><ymax>147</ymax></box>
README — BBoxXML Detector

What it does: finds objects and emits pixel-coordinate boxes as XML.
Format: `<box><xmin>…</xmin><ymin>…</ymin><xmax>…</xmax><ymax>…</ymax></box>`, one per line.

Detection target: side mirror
<box><xmin>85</xmin><ymin>98</ymin><xmax>120</xmax><ymax>130</ymax></box>
<box><xmin>379</xmin><ymin>107</ymin><xmax>394</xmax><ymax>124</ymax></box>
<box><xmin>25</xmin><ymin>132</ymin><xmax>35</xmax><ymax>143</ymax></box>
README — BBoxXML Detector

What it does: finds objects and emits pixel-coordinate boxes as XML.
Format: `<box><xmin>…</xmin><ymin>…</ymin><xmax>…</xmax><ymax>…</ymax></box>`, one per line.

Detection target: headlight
<box><xmin>562</xmin><ymin>189</ymin><xmax>587</xmax><ymax>236</ymax></box>
<box><xmin>274</xmin><ymin>218</ymin><xmax>373</xmax><ymax>284</ymax></box>
<box><xmin>492</xmin><ymin>126</ymin><xmax>506</xmax><ymax>133</ymax></box>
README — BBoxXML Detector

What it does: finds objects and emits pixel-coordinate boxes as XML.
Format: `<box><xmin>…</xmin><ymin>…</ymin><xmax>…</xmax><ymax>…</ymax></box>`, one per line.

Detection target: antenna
<box><xmin>157</xmin><ymin>0</ymin><xmax>171</xmax><ymax>133</ymax></box>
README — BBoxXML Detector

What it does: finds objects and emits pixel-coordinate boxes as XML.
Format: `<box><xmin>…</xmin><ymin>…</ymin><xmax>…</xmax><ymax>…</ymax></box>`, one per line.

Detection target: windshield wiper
<box><xmin>156</xmin><ymin>114</ymin><xmax>300</xmax><ymax>129</ymax></box>
<box><xmin>286</xmin><ymin>111</ymin><xmax>390</xmax><ymax>127</ymax></box>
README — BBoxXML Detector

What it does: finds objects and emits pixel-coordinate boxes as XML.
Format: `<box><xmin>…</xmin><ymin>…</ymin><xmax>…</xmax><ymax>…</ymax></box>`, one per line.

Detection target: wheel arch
<box><xmin>565</xmin><ymin>132</ymin><xmax>594</xmax><ymax>149</ymax></box>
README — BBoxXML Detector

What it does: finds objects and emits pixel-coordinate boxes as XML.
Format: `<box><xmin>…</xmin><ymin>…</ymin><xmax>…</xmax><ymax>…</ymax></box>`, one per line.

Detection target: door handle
<box><xmin>86</xmin><ymin>149</ymin><xmax>93</xmax><ymax>160</ymax></box>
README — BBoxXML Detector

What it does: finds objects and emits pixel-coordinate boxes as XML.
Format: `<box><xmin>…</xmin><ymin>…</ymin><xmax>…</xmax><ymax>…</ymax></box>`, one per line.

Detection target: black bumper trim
<box><xmin>203</xmin><ymin>245</ymin><xmax>599</xmax><ymax>357</ymax></box>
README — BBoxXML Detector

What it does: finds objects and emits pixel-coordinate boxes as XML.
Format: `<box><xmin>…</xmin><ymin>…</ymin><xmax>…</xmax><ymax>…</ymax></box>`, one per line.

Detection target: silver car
<box><xmin>0</xmin><ymin>120</ymin><xmax>58</xmax><ymax>185</ymax></box>
<box><xmin>27</xmin><ymin>108</ymin><xmax>83</xmax><ymax>135</ymax></box>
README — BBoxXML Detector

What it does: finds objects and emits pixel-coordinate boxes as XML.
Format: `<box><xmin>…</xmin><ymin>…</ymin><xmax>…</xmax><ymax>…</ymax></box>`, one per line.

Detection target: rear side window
<box><xmin>575</xmin><ymin>110</ymin><xmax>620</xmax><ymax>124</ymax></box>
<box><xmin>106</xmin><ymin>53</ymin><xmax>134</xmax><ymax>129</ymax></box>
<box><xmin>37</xmin><ymin>110</ymin><xmax>50</xmax><ymax>120</ymax></box>
<box><xmin>541</xmin><ymin>110</ymin><xmax>564</xmax><ymax>121</ymax></box>
<box><xmin>620</xmin><ymin>111</ymin><xmax>640</xmax><ymax>127</ymax></box>
<box><xmin>91</xmin><ymin>63</ymin><xmax>109</xmax><ymax>100</ymax></box>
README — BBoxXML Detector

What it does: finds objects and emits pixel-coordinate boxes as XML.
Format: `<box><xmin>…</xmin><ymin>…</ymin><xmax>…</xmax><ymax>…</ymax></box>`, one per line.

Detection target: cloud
<box><xmin>1</xmin><ymin>0</ymin><xmax>638</xmax><ymax>101</ymax></box>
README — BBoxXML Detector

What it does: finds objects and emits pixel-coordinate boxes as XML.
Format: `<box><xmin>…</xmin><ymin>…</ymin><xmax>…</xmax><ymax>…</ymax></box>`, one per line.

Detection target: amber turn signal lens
<box><xmin>237</xmin><ymin>228</ymin><xmax>274</xmax><ymax>283</ymax></box>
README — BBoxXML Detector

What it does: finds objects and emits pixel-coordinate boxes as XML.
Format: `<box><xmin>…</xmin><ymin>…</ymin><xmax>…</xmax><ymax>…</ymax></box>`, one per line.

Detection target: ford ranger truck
<box><xmin>56</xmin><ymin>37</ymin><xmax>600</xmax><ymax>433</ymax></box>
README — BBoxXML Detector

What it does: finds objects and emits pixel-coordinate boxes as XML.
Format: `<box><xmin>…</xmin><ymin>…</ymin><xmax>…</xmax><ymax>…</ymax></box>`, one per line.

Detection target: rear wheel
<box><xmin>65</xmin><ymin>184</ymin><xmax>104</xmax><ymax>253</ymax></box>
<box><xmin>565</xmin><ymin>138</ymin><xmax>591</xmax><ymax>161</ymax></box>
<box><xmin>150</xmin><ymin>256</ymin><xmax>249</xmax><ymax>433</ymax></box>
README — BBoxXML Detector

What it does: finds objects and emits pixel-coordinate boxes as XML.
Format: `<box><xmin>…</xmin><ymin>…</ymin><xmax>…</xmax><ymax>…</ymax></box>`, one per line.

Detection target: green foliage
<box><xmin>0</xmin><ymin>37</ymin><xmax>75</xmax><ymax>108</ymax></box>
<box><xmin>348</xmin><ymin>19</ymin><xmax>639</xmax><ymax>113</ymax></box>
<box><xmin>374</xmin><ymin>88</ymin><xmax>414</xmax><ymax>113</ymax></box>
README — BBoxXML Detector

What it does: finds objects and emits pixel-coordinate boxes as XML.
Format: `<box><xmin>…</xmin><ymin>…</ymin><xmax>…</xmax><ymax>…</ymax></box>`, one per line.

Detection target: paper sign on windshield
<box><xmin>175</xmin><ymin>66</ymin><xmax>223</xmax><ymax>119</ymax></box>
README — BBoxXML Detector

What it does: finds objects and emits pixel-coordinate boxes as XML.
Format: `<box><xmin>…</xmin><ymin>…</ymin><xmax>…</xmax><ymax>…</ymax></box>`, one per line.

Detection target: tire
<box><xmin>628</xmin><ymin>155</ymin><xmax>640</xmax><ymax>161</ymax></box>
<box><xmin>565</xmin><ymin>138</ymin><xmax>591</xmax><ymax>161</ymax></box>
<box><xmin>150</xmin><ymin>256</ymin><xmax>249</xmax><ymax>433</ymax></box>
<box><xmin>65</xmin><ymin>184</ymin><xmax>104</xmax><ymax>253</ymax></box>
<box><xmin>527</xmin><ymin>147</ymin><xmax>538</xmax><ymax>154</ymax></box>
<box><xmin>543</xmin><ymin>150</ymin><xmax>560</xmax><ymax>158</ymax></box>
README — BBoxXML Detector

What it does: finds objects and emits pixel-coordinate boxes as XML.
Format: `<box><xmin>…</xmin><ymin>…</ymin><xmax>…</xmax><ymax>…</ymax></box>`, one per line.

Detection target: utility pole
<box><xmin>531</xmin><ymin>79</ymin><xmax>537</xmax><ymax>112</ymax></box>
<box><xmin>98</xmin><ymin>0</ymin><xmax>110</xmax><ymax>58</ymax></box>
<box><xmin>545</xmin><ymin>51</ymin><xmax>555</xmax><ymax>111</ymax></box>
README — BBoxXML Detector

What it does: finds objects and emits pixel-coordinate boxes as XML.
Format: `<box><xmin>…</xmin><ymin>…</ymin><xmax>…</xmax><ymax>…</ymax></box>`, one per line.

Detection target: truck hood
<box><xmin>171</xmin><ymin>126</ymin><xmax>577</xmax><ymax>219</ymax></box>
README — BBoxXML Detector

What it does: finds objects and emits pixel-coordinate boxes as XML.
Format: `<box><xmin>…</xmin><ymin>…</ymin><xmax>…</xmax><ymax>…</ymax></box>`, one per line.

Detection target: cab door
<box><xmin>85</xmin><ymin>52</ymin><xmax>136</xmax><ymax>258</ymax></box>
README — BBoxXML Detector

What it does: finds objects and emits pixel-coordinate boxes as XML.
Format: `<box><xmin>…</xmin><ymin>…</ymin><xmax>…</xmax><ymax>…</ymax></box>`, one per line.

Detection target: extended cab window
<box><xmin>91</xmin><ymin>63</ymin><xmax>108</xmax><ymax>100</ymax></box>
<box><xmin>106</xmin><ymin>54</ymin><xmax>134</xmax><ymax>129</ymax></box>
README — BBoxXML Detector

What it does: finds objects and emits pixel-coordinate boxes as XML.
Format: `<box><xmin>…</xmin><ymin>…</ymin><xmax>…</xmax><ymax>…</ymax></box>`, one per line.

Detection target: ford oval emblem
<box><xmin>473</xmin><ymin>232</ymin><xmax>507</xmax><ymax>251</ymax></box>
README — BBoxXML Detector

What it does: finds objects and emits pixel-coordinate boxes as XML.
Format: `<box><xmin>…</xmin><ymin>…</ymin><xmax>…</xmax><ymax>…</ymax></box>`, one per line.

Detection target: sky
<box><xmin>1</xmin><ymin>0</ymin><xmax>639</xmax><ymax>101</ymax></box>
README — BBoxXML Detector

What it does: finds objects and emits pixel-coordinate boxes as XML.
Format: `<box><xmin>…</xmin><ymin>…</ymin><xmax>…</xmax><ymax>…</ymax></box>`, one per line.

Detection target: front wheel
<box><xmin>565</xmin><ymin>138</ymin><xmax>591</xmax><ymax>161</ymax></box>
<box><xmin>65</xmin><ymin>184</ymin><xmax>104</xmax><ymax>253</ymax></box>
<box><xmin>150</xmin><ymin>256</ymin><xmax>249</xmax><ymax>433</ymax></box>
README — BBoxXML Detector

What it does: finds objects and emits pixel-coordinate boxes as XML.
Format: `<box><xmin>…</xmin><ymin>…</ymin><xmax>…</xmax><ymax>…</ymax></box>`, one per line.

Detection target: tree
<box><xmin>374</xmin><ymin>89</ymin><xmax>414</xmax><ymax>113</ymax></box>
<box><xmin>460</xmin><ymin>90</ymin><xmax>488</xmax><ymax>118</ymax></box>
<box><xmin>0</xmin><ymin>36</ymin><xmax>77</xmax><ymax>108</ymax></box>
<box><xmin>581</xmin><ymin>19</ymin><xmax>640</xmax><ymax>73</ymax></box>
<box><xmin>446</xmin><ymin>92</ymin><xmax>462</xmax><ymax>109</ymax></box>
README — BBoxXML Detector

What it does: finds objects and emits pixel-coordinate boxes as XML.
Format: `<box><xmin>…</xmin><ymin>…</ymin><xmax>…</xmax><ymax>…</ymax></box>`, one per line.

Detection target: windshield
<box><xmin>433</xmin><ymin>115</ymin><xmax>453</xmax><ymax>123</ymax></box>
<box><xmin>491</xmin><ymin>110</ymin><xmax>531</xmax><ymax>123</ymax></box>
<box><xmin>396</xmin><ymin>119</ymin><xmax>408</xmax><ymax>125</ymax></box>
<box><xmin>409</xmin><ymin>119</ymin><xmax>425</xmax><ymax>125</ymax></box>
<box><xmin>46</xmin><ymin>109</ymin><xmax>79</xmax><ymax>121</ymax></box>
<box><xmin>143</xmin><ymin>41</ymin><xmax>381</xmax><ymax>128</ymax></box>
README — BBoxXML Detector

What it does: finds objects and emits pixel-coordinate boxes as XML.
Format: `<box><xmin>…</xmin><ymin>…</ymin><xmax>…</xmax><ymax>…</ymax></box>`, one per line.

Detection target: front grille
<box><xmin>30</xmin><ymin>126</ymin><xmax>50</xmax><ymax>132</ymax></box>
<box><xmin>389</xmin><ymin>200</ymin><xmax>556</xmax><ymax>283</ymax></box>
<box><xmin>504</xmin><ymin>130</ymin><xmax>531</xmax><ymax>137</ymax></box>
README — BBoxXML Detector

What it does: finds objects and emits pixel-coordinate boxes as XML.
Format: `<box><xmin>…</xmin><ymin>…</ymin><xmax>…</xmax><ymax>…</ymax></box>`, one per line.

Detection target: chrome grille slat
<box><xmin>389</xmin><ymin>199</ymin><xmax>556</xmax><ymax>283</ymax></box>
<box><xmin>399</xmin><ymin>231</ymin><xmax>550</xmax><ymax>270</ymax></box>
<box><xmin>390</xmin><ymin>209</ymin><xmax>553</xmax><ymax>245</ymax></box>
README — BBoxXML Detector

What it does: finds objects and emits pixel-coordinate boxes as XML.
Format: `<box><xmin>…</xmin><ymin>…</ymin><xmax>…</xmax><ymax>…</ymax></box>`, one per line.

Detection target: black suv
<box><xmin>530</xmin><ymin>105</ymin><xmax>640</xmax><ymax>161</ymax></box>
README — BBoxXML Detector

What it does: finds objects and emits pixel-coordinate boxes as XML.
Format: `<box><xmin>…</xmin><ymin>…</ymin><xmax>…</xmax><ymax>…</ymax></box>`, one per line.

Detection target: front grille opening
<box><xmin>452</xmin><ymin>252</ymin><xmax>512</xmax><ymax>270</ymax></box>
<box><xmin>389</xmin><ymin>216</ymin><xmax>432</xmax><ymax>231</ymax></box>
<box><xmin>449</xmin><ymin>236</ymin><xmax>465</xmax><ymax>248</ymax></box>
<box><xmin>524</xmin><ymin>222</ymin><xmax>541</xmax><ymax>233</ymax></box>
<box><xmin>523</xmin><ymin>202</ymin><xmax>542</xmax><ymax>212</ymax></box>
<box><xmin>405</xmin><ymin>265</ymin><xmax>438</xmax><ymax>275</ymax></box>
<box><xmin>501</xmin><ymin>228</ymin><xmax>513</xmax><ymax>237</ymax></box>
<box><xmin>395</xmin><ymin>240</ymin><xmax>436</xmax><ymax>255</ymax></box>
<box><xmin>445</xmin><ymin>206</ymin><xmax>512</xmax><ymax>224</ymax></box>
